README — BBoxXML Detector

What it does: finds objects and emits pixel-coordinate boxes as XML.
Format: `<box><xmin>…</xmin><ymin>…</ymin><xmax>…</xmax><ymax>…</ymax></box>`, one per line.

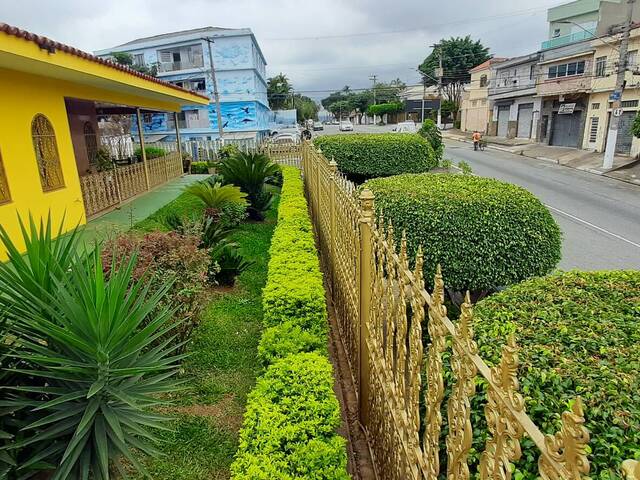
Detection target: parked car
<box><xmin>393</xmin><ymin>121</ymin><xmax>417</xmax><ymax>134</ymax></box>
<box><xmin>339</xmin><ymin>120</ymin><xmax>354</xmax><ymax>132</ymax></box>
<box><xmin>269</xmin><ymin>124</ymin><xmax>301</xmax><ymax>137</ymax></box>
<box><xmin>313</xmin><ymin>123</ymin><xmax>324</xmax><ymax>131</ymax></box>
<box><xmin>270</xmin><ymin>133</ymin><xmax>299</xmax><ymax>144</ymax></box>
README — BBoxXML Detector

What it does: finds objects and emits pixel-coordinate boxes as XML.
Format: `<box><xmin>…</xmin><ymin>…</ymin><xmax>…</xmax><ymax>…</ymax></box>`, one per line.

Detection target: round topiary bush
<box><xmin>473</xmin><ymin>270</ymin><xmax>640</xmax><ymax>478</ymax></box>
<box><xmin>313</xmin><ymin>133</ymin><xmax>437</xmax><ymax>182</ymax></box>
<box><xmin>364</xmin><ymin>173</ymin><xmax>561</xmax><ymax>292</ymax></box>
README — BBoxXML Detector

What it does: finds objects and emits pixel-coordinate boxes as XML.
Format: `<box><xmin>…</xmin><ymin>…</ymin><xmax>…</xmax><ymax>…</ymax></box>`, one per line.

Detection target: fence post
<box><xmin>358</xmin><ymin>188</ymin><xmax>375</xmax><ymax>427</ymax></box>
<box><xmin>135</xmin><ymin>108</ymin><xmax>151</xmax><ymax>191</ymax></box>
<box><xmin>328</xmin><ymin>159</ymin><xmax>338</xmax><ymax>292</ymax></box>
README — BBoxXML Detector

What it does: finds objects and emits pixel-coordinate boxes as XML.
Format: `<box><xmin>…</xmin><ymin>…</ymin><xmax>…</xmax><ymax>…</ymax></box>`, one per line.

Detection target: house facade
<box><xmin>487</xmin><ymin>54</ymin><xmax>541</xmax><ymax>140</ymax></box>
<box><xmin>0</xmin><ymin>23</ymin><xmax>208</xmax><ymax>259</ymax></box>
<box><xmin>95</xmin><ymin>27</ymin><xmax>270</xmax><ymax>141</ymax></box>
<box><xmin>584</xmin><ymin>26</ymin><xmax>640</xmax><ymax>155</ymax></box>
<box><xmin>460</xmin><ymin>58</ymin><xmax>506</xmax><ymax>133</ymax></box>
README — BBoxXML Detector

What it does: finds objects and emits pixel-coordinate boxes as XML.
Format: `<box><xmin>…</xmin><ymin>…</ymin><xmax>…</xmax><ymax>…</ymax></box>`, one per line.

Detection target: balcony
<box><xmin>541</xmin><ymin>28</ymin><xmax>596</xmax><ymax>50</ymax></box>
<box><xmin>158</xmin><ymin>60</ymin><xmax>204</xmax><ymax>73</ymax></box>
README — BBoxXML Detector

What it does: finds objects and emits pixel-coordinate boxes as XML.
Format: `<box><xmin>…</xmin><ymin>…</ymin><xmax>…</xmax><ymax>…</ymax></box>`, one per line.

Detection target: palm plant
<box><xmin>201</xmin><ymin>217</ymin><xmax>236</xmax><ymax>250</ymax></box>
<box><xmin>218</xmin><ymin>152</ymin><xmax>280</xmax><ymax>220</ymax></box>
<box><xmin>209</xmin><ymin>244</ymin><xmax>254</xmax><ymax>286</ymax></box>
<box><xmin>184</xmin><ymin>180</ymin><xmax>247</xmax><ymax>211</ymax></box>
<box><xmin>0</xmin><ymin>216</ymin><xmax>184</xmax><ymax>479</ymax></box>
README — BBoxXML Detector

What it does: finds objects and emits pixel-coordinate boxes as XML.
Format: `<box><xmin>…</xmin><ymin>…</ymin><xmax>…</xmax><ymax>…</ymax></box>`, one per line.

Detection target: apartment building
<box><xmin>460</xmin><ymin>58</ymin><xmax>506</xmax><ymax>133</ymax></box>
<box><xmin>96</xmin><ymin>26</ymin><xmax>270</xmax><ymax>141</ymax></box>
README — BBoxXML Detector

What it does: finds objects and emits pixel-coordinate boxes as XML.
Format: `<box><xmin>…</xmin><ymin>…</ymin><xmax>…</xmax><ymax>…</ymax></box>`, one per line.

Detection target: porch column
<box><xmin>174</xmin><ymin>111</ymin><xmax>185</xmax><ymax>174</ymax></box>
<box><xmin>136</xmin><ymin>108</ymin><xmax>151</xmax><ymax>190</ymax></box>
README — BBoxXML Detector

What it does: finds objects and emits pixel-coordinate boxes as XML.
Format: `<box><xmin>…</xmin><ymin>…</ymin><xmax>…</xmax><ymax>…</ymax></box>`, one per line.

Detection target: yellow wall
<box><xmin>0</xmin><ymin>67</ymin><xmax>198</xmax><ymax>260</ymax></box>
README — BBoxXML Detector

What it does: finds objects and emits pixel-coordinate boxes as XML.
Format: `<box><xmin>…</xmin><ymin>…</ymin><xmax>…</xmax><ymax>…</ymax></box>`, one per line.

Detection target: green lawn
<box><xmin>131</xmin><ymin>193</ymin><xmax>278</xmax><ymax>479</ymax></box>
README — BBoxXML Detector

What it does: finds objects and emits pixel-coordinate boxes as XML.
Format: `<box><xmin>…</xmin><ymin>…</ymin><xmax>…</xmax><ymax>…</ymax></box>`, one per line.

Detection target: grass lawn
<box><xmin>130</xmin><ymin>191</ymin><xmax>278</xmax><ymax>479</ymax></box>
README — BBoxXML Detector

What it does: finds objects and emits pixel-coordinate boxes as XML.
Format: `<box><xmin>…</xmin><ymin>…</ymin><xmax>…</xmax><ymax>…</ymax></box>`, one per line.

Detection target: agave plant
<box><xmin>0</xmin><ymin>215</ymin><xmax>184</xmax><ymax>479</ymax></box>
<box><xmin>218</xmin><ymin>152</ymin><xmax>280</xmax><ymax>220</ymax></box>
<box><xmin>184</xmin><ymin>180</ymin><xmax>247</xmax><ymax>211</ymax></box>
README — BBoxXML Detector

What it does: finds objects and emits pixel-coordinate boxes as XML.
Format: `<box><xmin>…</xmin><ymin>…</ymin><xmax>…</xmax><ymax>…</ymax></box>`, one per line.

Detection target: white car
<box><xmin>270</xmin><ymin>133</ymin><xmax>299</xmax><ymax>144</ymax></box>
<box><xmin>339</xmin><ymin>121</ymin><xmax>354</xmax><ymax>132</ymax></box>
<box><xmin>394</xmin><ymin>121</ymin><xmax>417</xmax><ymax>134</ymax></box>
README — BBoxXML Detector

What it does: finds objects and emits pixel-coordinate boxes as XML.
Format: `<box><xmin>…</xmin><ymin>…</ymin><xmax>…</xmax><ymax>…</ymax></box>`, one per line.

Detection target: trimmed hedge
<box><xmin>231</xmin><ymin>353</ymin><xmax>348</xmax><ymax>479</ymax></box>
<box><xmin>231</xmin><ymin>166</ymin><xmax>348</xmax><ymax>479</ymax></box>
<box><xmin>314</xmin><ymin>133</ymin><xmax>437</xmax><ymax>180</ymax></box>
<box><xmin>364</xmin><ymin>173</ymin><xmax>561</xmax><ymax>291</ymax></box>
<box><xmin>190</xmin><ymin>161</ymin><xmax>210</xmax><ymax>174</ymax></box>
<box><xmin>474</xmin><ymin>271</ymin><xmax>640</xmax><ymax>478</ymax></box>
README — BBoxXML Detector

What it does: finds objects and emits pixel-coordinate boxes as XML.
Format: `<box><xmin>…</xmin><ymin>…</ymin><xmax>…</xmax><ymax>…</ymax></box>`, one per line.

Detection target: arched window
<box><xmin>479</xmin><ymin>75</ymin><xmax>488</xmax><ymax>88</ymax></box>
<box><xmin>0</xmin><ymin>149</ymin><xmax>10</xmax><ymax>204</ymax></box>
<box><xmin>31</xmin><ymin>114</ymin><xmax>65</xmax><ymax>191</ymax></box>
<box><xmin>83</xmin><ymin>122</ymin><xmax>98</xmax><ymax>165</ymax></box>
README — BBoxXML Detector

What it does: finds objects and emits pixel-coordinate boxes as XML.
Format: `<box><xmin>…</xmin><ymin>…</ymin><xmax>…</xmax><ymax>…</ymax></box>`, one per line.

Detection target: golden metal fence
<box><xmin>79</xmin><ymin>151</ymin><xmax>182</xmax><ymax>219</ymax></box>
<box><xmin>261</xmin><ymin>143</ymin><xmax>302</xmax><ymax>167</ymax></box>
<box><xmin>297</xmin><ymin>141</ymin><xmax>638</xmax><ymax>480</ymax></box>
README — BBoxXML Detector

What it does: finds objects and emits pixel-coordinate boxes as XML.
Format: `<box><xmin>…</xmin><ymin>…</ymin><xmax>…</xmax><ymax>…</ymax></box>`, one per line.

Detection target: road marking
<box><xmin>545</xmin><ymin>204</ymin><xmax>640</xmax><ymax>249</ymax></box>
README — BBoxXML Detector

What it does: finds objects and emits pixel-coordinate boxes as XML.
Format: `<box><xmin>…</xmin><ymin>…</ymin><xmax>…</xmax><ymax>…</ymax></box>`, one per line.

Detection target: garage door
<box><xmin>551</xmin><ymin>111</ymin><xmax>582</xmax><ymax>148</ymax></box>
<box><xmin>517</xmin><ymin>103</ymin><xmax>534</xmax><ymax>138</ymax></box>
<box><xmin>615</xmin><ymin>111</ymin><xmax>636</xmax><ymax>154</ymax></box>
<box><xmin>497</xmin><ymin>105</ymin><xmax>510</xmax><ymax>137</ymax></box>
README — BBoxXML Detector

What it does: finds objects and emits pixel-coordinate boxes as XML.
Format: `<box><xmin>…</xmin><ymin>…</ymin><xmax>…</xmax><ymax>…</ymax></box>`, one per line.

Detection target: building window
<box><xmin>481</xmin><ymin>98</ymin><xmax>486</xmax><ymax>105</ymax></box>
<box><xmin>627</xmin><ymin>50</ymin><xmax>638</xmax><ymax>67</ymax></box>
<box><xmin>479</xmin><ymin>74</ymin><xmax>488</xmax><ymax>87</ymax></box>
<box><xmin>472</xmin><ymin>100</ymin><xmax>478</xmax><ymax>107</ymax></box>
<box><xmin>530</xmin><ymin>65</ymin><xmax>535</xmax><ymax>80</ymax></box>
<box><xmin>0</xmin><ymin>149</ymin><xmax>10</xmax><ymax>204</ymax></box>
<box><xmin>595</xmin><ymin>56</ymin><xmax>607</xmax><ymax>77</ymax></box>
<box><xmin>553</xmin><ymin>28</ymin><xmax>561</xmax><ymax>38</ymax></box>
<box><xmin>592</xmin><ymin>102</ymin><xmax>600</xmax><ymax>110</ymax></box>
<box><xmin>31</xmin><ymin>114</ymin><xmax>64</xmax><ymax>192</ymax></box>
<box><xmin>133</xmin><ymin>53</ymin><xmax>145</xmax><ymax>67</ymax></box>
<box><xmin>548</xmin><ymin>60</ymin><xmax>585</xmax><ymax>79</ymax></box>
<box><xmin>143</xmin><ymin>113</ymin><xmax>154</xmax><ymax>123</ymax></box>
<box><xmin>83</xmin><ymin>122</ymin><xmax>99</xmax><ymax>165</ymax></box>
<box><xmin>589</xmin><ymin>117</ymin><xmax>599</xmax><ymax>143</ymax></box>
<box><xmin>621</xmin><ymin>100</ymin><xmax>639</xmax><ymax>108</ymax></box>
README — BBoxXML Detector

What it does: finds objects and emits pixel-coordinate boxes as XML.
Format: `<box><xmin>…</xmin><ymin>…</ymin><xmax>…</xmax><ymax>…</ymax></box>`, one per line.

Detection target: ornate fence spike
<box><xmin>413</xmin><ymin>246</ymin><xmax>424</xmax><ymax>287</ymax></box>
<box><xmin>399</xmin><ymin>230</ymin><xmax>409</xmax><ymax>271</ymax></box>
<box><xmin>459</xmin><ymin>292</ymin><xmax>478</xmax><ymax>355</ymax></box>
<box><xmin>479</xmin><ymin>336</ymin><xmax>525</xmax><ymax>480</ymax></box>
<box><xmin>386</xmin><ymin>220</ymin><xmax>395</xmax><ymax>251</ymax></box>
<box><xmin>622</xmin><ymin>459</ymin><xmax>640</xmax><ymax>480</ymax></box>
<box><xmin>432</xmin><ymin>264</ymin><xmax>447</xmax><ymax>317</ymax></box>
<box><xmin>538</xmin><ymin>398</ymin><xmax>590</xmax><ymax>480</ymax></box>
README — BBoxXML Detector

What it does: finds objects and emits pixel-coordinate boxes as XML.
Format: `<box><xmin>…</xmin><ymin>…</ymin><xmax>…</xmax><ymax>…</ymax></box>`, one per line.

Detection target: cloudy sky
<box><xmin>3</xmin><ymin>0</ymin><xmax>563</xmax><ymax>99</ymax></box>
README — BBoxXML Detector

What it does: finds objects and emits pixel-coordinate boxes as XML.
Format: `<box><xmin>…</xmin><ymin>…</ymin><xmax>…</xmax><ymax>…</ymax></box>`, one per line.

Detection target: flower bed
<box><xmin>231</xmin><ymin>166</ymin><xmax>348</xmax><ymax>479</ymax></box>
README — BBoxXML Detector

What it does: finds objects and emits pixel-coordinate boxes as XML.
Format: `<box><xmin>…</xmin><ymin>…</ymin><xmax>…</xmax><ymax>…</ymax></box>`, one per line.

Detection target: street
<box><xmin>443</xmin><ymin>139</ymin><xmax>640</xmax><ymax>270</ymax></box>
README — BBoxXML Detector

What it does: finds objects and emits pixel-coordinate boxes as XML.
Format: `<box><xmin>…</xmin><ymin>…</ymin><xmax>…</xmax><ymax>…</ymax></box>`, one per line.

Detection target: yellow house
<box><xmin>584</xmin><ymin>25</ymin><xmax>640</xmax><ymax>155</ymax></box>
<box><xmin>0</xmin><ymin>23</ymin><xmax>209</xmax><ymax>259</ymax></box>
<box><xmin>460</xmin><ymin>58</ymin><xmax>506</xmax><ymax>133</ymax></box>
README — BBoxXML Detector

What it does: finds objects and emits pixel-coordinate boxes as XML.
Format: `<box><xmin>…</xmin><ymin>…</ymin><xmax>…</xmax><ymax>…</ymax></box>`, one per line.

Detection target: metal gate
<box><xmin>550</xmin><ymin>111</ymin><xmax>582</xmax><ymax>148</ymax></box>
<box><xmin>517</xmin><ymin>103</ymin><xmax>534</xmax><ymax>138</ymax></box>
<box><xmin>497</xmin><ymin>105</ymin><xmax>510</xmax><ymax>137</ymax></box>
<box><xmin>615</xmin><ymin>111</ymin><xmax>635</xmax><ymax>155</ymax></box>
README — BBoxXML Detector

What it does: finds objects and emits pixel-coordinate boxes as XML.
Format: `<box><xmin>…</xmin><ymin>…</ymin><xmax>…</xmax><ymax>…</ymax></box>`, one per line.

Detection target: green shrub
<box><xmin>474</xmin><ymin>271</ymin><xmax>640</xmax><ymax>479</ymax></box>
<box><xmin>191</xmin><ymin>161</ymin><xmax>210</xmax><ymax>174</ymax></box>
<box><xmin>364</xmin><ymin>173</ymin><xmax>561</xmax><ymax>292</ymax></box>
<box><xmin>418</xmin><ymin>119</ymin><xmax>444</xmax><ymax>161</ymax></box>
<box><xmin>134</xmin><ymin>146</ymin><xmax>166</xmax><ymax>160</ymax></box>
<box><xmin>367</xmin><ymin>102</ymin><xmax>403</xmax><ymax>116</ymax></box>
<box><xmin>231</xmin><ymin>353</ymin><xmax>348</xmax><ymax>480</ymax></box>
<box><xmin>260</xmin><ymin>166</ymin><xmax>326</xmax><ymax>341</ymax></box>
<box><xmin>258</xmin><ymin>320</ymin><xmax>327</xmax><ymax>366</ymax></box>
<box><xmin>314</xmin><ymin>133</ymin><xmax>437</xmax><ymax>181</ymax></box>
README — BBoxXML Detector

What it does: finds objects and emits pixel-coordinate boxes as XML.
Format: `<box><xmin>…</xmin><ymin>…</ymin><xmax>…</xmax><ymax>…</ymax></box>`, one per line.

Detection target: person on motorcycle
<box><xmin>472</xmin><ymin>131</ymin><xmax>482</xmax><ymax>151</ymax></box>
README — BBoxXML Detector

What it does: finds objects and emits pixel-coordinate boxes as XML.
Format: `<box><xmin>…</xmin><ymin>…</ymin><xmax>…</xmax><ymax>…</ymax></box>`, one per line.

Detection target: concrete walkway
<box><xmin>443</xmin><ymin>129</ymin><xmax>640</xmax><ymax>185</ymax></box>
<box><xmin>78</xmin><ymin>174</ymin><xmax>209</xmax><ymax>246</ymax></box>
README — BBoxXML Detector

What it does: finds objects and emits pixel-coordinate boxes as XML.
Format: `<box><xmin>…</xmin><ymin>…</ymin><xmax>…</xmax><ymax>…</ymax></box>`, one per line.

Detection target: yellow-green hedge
<box><xmin>231</xmin><ymin>167</ymin><xmax>348</xmax><ymax>479</ymax></box>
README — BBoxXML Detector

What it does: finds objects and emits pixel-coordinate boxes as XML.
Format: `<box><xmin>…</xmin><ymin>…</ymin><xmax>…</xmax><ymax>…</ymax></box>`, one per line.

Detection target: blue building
<box><xmin>95</xmin><ymin>26</ymin><xmax>270</xmax><ymax>141</ymax></box>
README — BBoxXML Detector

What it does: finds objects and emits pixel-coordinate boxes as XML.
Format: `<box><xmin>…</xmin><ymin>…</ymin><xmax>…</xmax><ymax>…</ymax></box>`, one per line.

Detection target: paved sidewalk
<box><xmin>443</xmin><ymin>129</ymin><xmax>640</xmax><ymax>185</ymax></box>
<box><xmin>78</xmin><ymin>174</ymin><xmax>209</xmax><ymax>246</ymax></box>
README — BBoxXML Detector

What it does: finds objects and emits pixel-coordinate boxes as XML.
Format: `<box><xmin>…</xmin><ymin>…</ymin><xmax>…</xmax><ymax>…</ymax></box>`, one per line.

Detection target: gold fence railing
<box><xmin>261</xmin><ymin>143</ymin><xmax>302</xmax><ymax>167</ymax></box>
<box><xmin>79</xmin><ymin>151</ymin><xmax>182</xmax><ymax>219</ymax></box>
<box><xmin>298</xmin><ymin>141</ymin><xmax>638</xmax><ymax>480</ymax></box>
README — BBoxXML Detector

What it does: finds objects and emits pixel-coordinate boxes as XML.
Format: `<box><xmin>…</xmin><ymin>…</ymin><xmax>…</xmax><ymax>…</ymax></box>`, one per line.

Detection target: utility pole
<box><xmin>202</xmin><ymin>37</ymin><xmax>225</xmax><ymax>141</ymax></box>
<box><xmin>603</xmin><ymin>0</ymin><xmax>635</xmax><ymax>169</ymax></box>
<box><xmin>369</xmin><ymin>74</ymin><xmax>377</xmax><ymax>125</ymax></box>
<box><xmin>432</xmin><ymin>44</ymin><xmax>444</xmax><ymax>129</ymax></box>
<box><xmin>421</xmin><ymin>77</ymin><xmax>426</xmax><ymax>123</ymax></box>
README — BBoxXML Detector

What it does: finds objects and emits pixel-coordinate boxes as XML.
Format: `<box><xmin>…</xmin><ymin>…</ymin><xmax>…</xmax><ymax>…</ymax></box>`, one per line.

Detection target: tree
<box><xmin>110</xmin><ymin>51</ymin><xmax>157</xmax><ymax>76</ymax></box>
<box><xmin>327</xmin><ymin>100</ymin><xmax>351</xmax><ymax>118</ymax></box>
<box><xmin>321</xmin><ymin>86</ymin><xmax>353</xmax><ymax>109</ymax></box>
<box><xmin>293</xmin><ymin>94</ymin><xmax>319</xmax><ymax>121</ymax></box>
<box><xmin>418</xmin><ymin>37</ymin><xmax>490</xmax><ymax>122</ymax></box>
<box><xmin>267</xmin><ymin>73</ymin><xmax>293</xmax><ymax>110</ymax></box>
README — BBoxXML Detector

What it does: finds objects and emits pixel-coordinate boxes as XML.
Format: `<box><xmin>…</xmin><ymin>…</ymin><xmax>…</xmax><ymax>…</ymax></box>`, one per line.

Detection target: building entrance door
<box><xmin>550</xmin><ymin>111</ymin><xmax>582</xmax><ymax>148</ymax></box>
<box><xmin>497</xmin><ymin>105</ymin><xmax>509</xmax><ymax>137</ymax></box>
<box><xmin>516</xmin><ymin>103</ymin><xmax>534</xmax><ymax>138</ymax></box>
<box><xmin>615</xmin><ymin>111</ymin><xmax>636</xmax><ymax>155</ymax></box>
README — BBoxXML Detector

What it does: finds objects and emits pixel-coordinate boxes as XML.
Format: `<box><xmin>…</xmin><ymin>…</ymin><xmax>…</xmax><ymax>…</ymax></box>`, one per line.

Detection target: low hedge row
<box><xmin>313</xmin><ymin>133</ymin><xmax>437</xmax><ymax>181</ymax></box>
<box><xmin>231</xmin><ymin>166</ymin><xmax>348</xmax><ymax>479</ymax></box>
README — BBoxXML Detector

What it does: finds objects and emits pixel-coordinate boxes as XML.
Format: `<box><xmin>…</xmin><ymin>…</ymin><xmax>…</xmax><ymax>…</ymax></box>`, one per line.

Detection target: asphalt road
<box><xmin>443</xmin><ymin>139</ymin><xmax>640</xmax><ymax>270</ymax></box>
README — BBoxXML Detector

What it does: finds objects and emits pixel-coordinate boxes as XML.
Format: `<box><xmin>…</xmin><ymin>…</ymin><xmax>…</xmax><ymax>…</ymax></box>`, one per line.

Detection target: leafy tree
<box><xmin>327</xmin><ymin>100</ymin><xmax>352</xmax><ymax>118</ymax></box>
<box><xmin>321</xmin><ymin>86</ymin><xmax>353</xmax><ymax>109</ymax></box>
<box><xmin>267</xmin><ymin>73</ymin><xmax>293</xmax><ymax>110</ymax></box>
<box><xmin>110</xmin><ymin>51</ymin><xmax>157</xmax><ymax>76</ymax></box>
<box><xmin>294</xmin><ymin>94</ymin><xmax>319</xmax><ymax>121</ymax></box>
<box><xmin>367</xmin><ymin>102</ymin><xmax>403</xmax><ymax>116</ymax></box>
<box><xmin>418</xmin><ymin>37</ymin><xmax>490</xmax><ymax>121</ymax></box>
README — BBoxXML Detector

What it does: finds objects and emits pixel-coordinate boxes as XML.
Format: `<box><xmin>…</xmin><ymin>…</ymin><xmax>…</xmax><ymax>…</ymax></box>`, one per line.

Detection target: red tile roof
<box><xmin>0</xmin><ymin>23</ymin><xmax>210</xmax><ymax>101</ymax></box>
<box><xmin>469</xmin><ymin>57</ymin><xmax>508</xmax><ymax>73</ymax></box>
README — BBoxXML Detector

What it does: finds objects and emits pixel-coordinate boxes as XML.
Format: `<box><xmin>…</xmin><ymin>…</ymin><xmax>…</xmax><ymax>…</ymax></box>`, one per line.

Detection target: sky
<box><xmin>2</xmin><ymin>0</ymin><xmax>564</xmax><ymax>100</ymax></box>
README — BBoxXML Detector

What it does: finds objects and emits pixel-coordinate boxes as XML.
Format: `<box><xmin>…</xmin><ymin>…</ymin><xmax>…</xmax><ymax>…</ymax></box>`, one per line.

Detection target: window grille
<box><xmin>31</xmin><ymin>114</ymin><xmax>65</xmax><ymax>191</ymax></box>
